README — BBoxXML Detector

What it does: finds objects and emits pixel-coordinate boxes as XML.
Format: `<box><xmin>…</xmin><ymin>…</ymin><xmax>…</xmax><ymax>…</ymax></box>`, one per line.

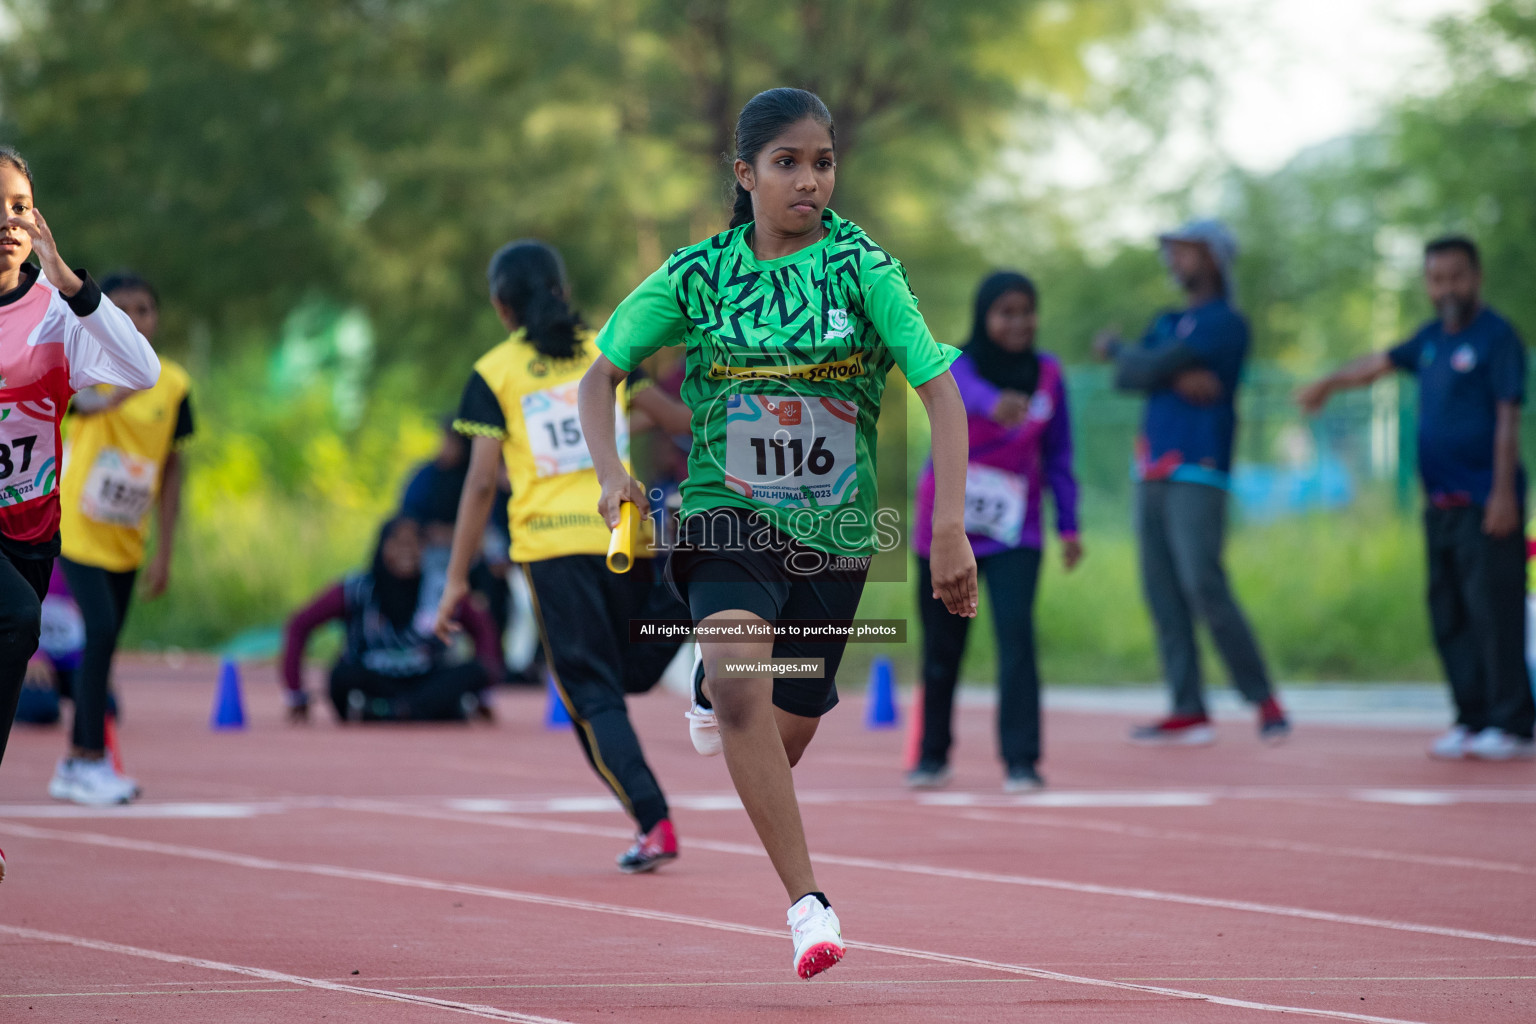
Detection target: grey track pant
<box><xmin>1135</xmin><ymin>480</ymin><xmax>1274</xmax><ymax>716</ymax></box>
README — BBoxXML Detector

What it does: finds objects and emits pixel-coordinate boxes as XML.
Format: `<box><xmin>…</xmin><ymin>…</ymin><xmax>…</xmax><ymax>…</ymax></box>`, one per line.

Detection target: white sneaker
<box><xmin>1428</xmin><ymin>725</ymin><xmax>1473</xmax><ymax>760</ymax></box>
<box><xmin>1464</xmin><ymin>728</ymin><xmax>1536</xmax><ymax>762</ymax></box>
<box><xmin>787</xmin><ymin>895</ymin><xmax>844</xmax><ymax>979</ymax></box>
<box><xmin>685</xmin><ymin>645</ymin><xmax>721</xmax><ymax>757</ymax></box>
<box><xmin>49</xmin><ymin>757</ymin><xmax>137</xmax><ymax>806</ymax></box>
<box><xmin>904</xmin><ymin>764</ymin><xmax>952</xmax><ymax>790</ymax></box>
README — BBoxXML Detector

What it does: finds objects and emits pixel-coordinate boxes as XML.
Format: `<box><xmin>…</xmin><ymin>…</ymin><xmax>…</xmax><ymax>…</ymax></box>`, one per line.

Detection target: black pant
<box><xmin>328</xmin><ymin>659</ymin><xmax>490</xmax><ymax>721</ymax></box>
<box><xmin>524</xmin><ymin>555</ymin><xmax>687</xmax><ymax>834</ymax></box>
<box><xmin>58</xmin><ymin>558</ymin><xmax>138</xmax><ymax>753</ymax></box>
<box><xmin>1425</xmin><ymin>506</ymin><xmax>1536</xmax><ymax>739</ymax></box>
<box><xmin>917</xmin><ymin>547</ymin><xmax>1043</xmax><ymax>771</ymax></box>
<box><xmin>0</xmin><ymin>547</ymin><xmax>51</xmax><ymax>767</ymax></box>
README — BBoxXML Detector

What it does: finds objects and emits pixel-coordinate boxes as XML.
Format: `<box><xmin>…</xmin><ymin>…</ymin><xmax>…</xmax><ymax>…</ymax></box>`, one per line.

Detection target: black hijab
<box><xmin>370</xmin><ymin>517</ymin><xmax>423</xmax><ymax>631</ymax></box>
<box><xmin>963</xmin><ymin>271</ymin><xmax>1040</xmax><ymax>394</ymax></box>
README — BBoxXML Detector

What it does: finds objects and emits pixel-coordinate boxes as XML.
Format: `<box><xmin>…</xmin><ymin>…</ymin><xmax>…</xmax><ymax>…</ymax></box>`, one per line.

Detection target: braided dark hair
<box><xmin>486</xmin><ymin>239</ymin><xmax>582</xmax><ymax>359</ymax></box>
<box><xmin>729</xmin><ymin>88</ymin><xmax>835</xmax><ymax>229</ymax></box>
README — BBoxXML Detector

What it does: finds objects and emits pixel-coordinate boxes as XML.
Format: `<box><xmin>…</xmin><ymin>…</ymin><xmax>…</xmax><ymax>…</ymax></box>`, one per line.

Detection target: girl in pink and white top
<box><xmin>0</xmin><ymin>148</ymin><xmax>160</xmax><ymax>801</ymax></box>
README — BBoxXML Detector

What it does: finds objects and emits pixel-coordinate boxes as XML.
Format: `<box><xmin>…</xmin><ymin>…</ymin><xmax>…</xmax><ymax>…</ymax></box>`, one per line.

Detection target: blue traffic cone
<box><xmin>544</xmin><ymin>674</ymin><xmax>572</xmax><ymax>729</ymax></box>
<box><xmin>210</xmin><ymin>659</ymin><xmax>246</xmax><ymax>730</ymax></box>
<box><xmin>865</xmin><ymin>656</ymin><xmax>898</xmax><ymax>730</ymax></box>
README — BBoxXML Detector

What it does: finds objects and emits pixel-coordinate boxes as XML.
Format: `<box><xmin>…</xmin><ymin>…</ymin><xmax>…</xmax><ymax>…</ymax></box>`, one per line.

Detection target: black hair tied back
<box><xmin>0</xmin><ymin>146</ymin><xmax>33</xmax><ymax>189</ymax></box>
<box><xmin>486</xmin><ymin>239</ymin><xmax>582</xmax><ymax>359</ymax></box>
<box><xmin>101</xmin><ymin>270</ymin><xmax>160</xmax><ymax>306</ymax></box>
<box><xmin>730</xmin><ymin>88</ymin><xmax>835</xmax><ymax>229</ymax></box>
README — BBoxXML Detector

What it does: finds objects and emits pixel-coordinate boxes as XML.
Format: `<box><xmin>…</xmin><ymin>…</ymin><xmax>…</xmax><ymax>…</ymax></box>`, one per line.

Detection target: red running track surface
<box><xmin>1</xmin><ymin>656</ymin><xmax>1533</xmax><ymax>1023</ymax></box>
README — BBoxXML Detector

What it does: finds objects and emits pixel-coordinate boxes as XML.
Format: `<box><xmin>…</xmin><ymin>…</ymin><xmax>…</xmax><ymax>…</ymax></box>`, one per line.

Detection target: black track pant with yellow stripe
<box><xmin>523</xmin><ymin>554</ymin><xmax>687</xmax><ymax>834</ymax></box>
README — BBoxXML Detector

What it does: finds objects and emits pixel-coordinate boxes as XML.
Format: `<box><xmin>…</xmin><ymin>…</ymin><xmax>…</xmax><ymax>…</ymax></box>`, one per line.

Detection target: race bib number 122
<box><xmin>963</xmin><ymin>463</ymin><xmax>1027</xmax><ymax>546</ymax></box>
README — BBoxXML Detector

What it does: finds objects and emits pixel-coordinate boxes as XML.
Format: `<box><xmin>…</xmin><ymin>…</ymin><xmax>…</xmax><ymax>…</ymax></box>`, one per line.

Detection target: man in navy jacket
<box><xmin>1098</xmin><ymin>220</ymin><xmax>1288</xmax><ymax>747</ymax></box>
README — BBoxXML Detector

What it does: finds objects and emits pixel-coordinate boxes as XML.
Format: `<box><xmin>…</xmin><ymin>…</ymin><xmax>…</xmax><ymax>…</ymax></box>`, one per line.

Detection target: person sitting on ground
<box><xmin>400</xmin><ymin>416</ymin><xmax>518</xmax><ymax>675</ymax></box>
<box><xmin>283</xmin><ymin>516</ymin><xmax>499</xmax><ymax>722</ymax></box>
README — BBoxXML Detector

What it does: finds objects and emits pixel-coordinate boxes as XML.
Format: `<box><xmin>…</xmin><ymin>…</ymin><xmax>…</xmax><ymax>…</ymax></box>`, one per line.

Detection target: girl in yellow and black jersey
<box><xmin>51</xmin><ymin>272</ymin><xmax>192</xmax><ymax>807</ymax></box>
<box><xmin>435</xmin><ymin>239</ymin><xmax>693</xmax><ymax>874</ymax></box>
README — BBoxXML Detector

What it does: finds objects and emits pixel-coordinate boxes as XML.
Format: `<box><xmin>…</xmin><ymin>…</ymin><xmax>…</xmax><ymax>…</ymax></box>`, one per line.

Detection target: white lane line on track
<box><xmin>324</xmin><ymin>800</ymin><xmax>1536</xmax><ymax>950</ymax></box>
<box><xmin>0</xmin><ymin>825</ymin><xmax>1430</xmax><ymax>1024</ymax></box>
<box><xmin>917</xmin><ymin>791</ymin><xmax>1215</xmax><ymax>808</ymax></box>
<box><xmin>4</xmin><ymin>785</ymin><xmax>1534</xmax><ymax>820</ymax></box>
<box><xmin>0</xmin><ymin>923</ymin><xmax>575</xmax><ymax>1023</ymax></box>
<box><xmin>0</xmin><ymin>802</ymin><xmax>278</xmax><ymax>819</ymax></box>
<box><xmin>952</xmin><ymin>809</ymin><xmax>1536</xmax><ymax>876</ymax></box>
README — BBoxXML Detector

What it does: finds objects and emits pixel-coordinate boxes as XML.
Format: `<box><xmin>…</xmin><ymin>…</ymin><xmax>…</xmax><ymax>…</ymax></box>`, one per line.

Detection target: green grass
<box><xmin>117</xmin><ymin>357</ymin><xmax>1442</xmax><ymax>685</ymax></box>
<box><xmin>125</xmin><ymin>475</ymin><xmax>1441</xmax><ymax>685</ymax></box>
<box><xmin>842</xmin><ymin>501</ymin><xmax>1439</xmax><ymax>688</ymax></box>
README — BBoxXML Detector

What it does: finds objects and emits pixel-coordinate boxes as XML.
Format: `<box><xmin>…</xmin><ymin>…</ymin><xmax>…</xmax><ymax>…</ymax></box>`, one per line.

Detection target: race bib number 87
<box><xmin>0</xmin><ymin>399</ymin><xmax>58</xmax><ymax>508</ymax></box>
<box><xmin>724</xmin><ymin>394</ymin><xmax>858</xmax><ymax>509</ymax></box>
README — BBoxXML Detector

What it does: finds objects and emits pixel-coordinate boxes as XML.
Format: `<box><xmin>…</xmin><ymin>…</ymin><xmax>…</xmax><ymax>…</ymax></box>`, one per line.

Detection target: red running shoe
<box><xmin>1</xmin><ymin>847</ymin><xmax>7</xmax><ymax>884</ymax></box>
<box><xmin>616</xmin><ymin>818</ymin><xmax>678</xmax><ymax>874</ymax></box>
<box><xmin>1129</xmin><ymin>714</ymin><xmax>1215</xmax><ymax>746</ymax></box>
<box><xmin>1258</xmin><ymin>697</ymin><xmax>1291</xmax><ymax>745</ymax></box>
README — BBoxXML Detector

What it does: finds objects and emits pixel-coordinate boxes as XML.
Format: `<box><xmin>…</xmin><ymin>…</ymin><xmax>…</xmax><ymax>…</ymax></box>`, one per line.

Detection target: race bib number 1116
<box><xmin>724</xmin><ymin>394</ymin><xmax>859</xmax><ymax>509</ymax></box>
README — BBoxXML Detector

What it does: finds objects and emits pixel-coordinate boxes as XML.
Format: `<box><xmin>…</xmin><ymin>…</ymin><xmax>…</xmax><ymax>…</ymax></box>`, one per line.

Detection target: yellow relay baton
<box><xmin>606</xmin><ymin>501</ymin><xmax>639</xmax><ymax>574</ymax></box>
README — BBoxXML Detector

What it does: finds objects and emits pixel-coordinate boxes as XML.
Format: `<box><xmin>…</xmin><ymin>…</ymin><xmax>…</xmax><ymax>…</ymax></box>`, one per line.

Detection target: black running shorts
<box><xmin>668</xmin><ymin>507</ymin><xmax>869</xmax><ymax>718</ymax></box>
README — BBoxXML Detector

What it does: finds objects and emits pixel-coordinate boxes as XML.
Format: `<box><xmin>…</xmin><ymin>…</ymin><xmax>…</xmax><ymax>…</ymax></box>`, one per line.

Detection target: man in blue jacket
<box><xmin>1298</xmin><ymin>235</ymin><xmax>1534</xmax><ymax>761</ymax></box>
<box><xmin>1097</xmin><ymin>220</ymin><xmax>1288</xmax><ymax>746</ymax></box>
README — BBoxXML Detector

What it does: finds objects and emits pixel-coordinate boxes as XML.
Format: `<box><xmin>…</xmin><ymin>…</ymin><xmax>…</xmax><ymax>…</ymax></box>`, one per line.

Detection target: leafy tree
<box><xmin>0</xmin><ymin>0</ymin><xmax>1178</xmax><ymax>394</ymax></box>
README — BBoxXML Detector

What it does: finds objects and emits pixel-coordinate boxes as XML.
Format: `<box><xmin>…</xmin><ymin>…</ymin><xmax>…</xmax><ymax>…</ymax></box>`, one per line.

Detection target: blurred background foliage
<box><xmin>2</xmin><ymin>0</ymin><xmax>1534</xmax><ymax>680</ymax></box>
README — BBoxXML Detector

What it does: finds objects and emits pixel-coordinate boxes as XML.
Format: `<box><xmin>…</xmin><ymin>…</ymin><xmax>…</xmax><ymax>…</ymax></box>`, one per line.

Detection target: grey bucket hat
<box><xmin>1159</xmin><ymin>218</ymin><xmax>1238</xmax><ymax>293</ymax></box>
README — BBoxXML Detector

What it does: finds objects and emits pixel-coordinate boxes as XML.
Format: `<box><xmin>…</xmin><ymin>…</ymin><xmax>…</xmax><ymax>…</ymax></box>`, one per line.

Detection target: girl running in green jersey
<box><xmin>578</xmin><ymin>88</ymin><xmax>977</xmax><ymax>979</ymax></box>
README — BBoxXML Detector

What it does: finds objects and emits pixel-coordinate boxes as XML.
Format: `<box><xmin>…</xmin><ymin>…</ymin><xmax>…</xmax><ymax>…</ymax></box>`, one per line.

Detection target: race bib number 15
<box><xmin>521</xmin><ymin>383</ymin><xmax>627</xmax><ymax>479</ymax></box>
<box><xmin>724</xmin><ymin>394</ymin><xmax>859</xmax><ymax>508</ymax></box>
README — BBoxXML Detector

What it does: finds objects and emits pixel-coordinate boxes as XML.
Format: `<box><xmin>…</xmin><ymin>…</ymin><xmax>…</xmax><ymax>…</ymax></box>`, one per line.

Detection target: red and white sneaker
<box><xmin>1258</xmin><ymin>697</ymin><xmax>1291</xmax><ymax>745</ymax></box>
<box><xmin>616</xmin><ymin>818</ymin><xmax>678</xmax><ymax>874</ymax></box>
<box><xmin>788</xmin><ymin>895</ymin><xmax>844</xmax><ymax>979</ymax></box>
<box><xmin>1129</xmin><ymin>714</ymin><xmax>1215</xmax><ymax>746</ymax></box>
<box><xmin>1</xmin><ymin>847</ymin><xmax>6</xmax><ymax>884</ymax></box>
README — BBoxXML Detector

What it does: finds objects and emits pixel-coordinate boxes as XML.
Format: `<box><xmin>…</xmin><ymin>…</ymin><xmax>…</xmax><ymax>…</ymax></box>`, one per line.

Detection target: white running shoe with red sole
<box><xmin>788</xmin><ymin>894</ymin><xmax>844</xmax><ymax>979</ymax></box>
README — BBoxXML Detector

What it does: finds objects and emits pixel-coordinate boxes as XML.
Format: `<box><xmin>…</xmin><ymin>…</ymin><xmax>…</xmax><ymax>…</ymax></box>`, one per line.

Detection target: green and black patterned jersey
<box><xmin>596</xmin><ymin>208</ymin><xmax>958</xmax><ymax>556</ymax></box>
